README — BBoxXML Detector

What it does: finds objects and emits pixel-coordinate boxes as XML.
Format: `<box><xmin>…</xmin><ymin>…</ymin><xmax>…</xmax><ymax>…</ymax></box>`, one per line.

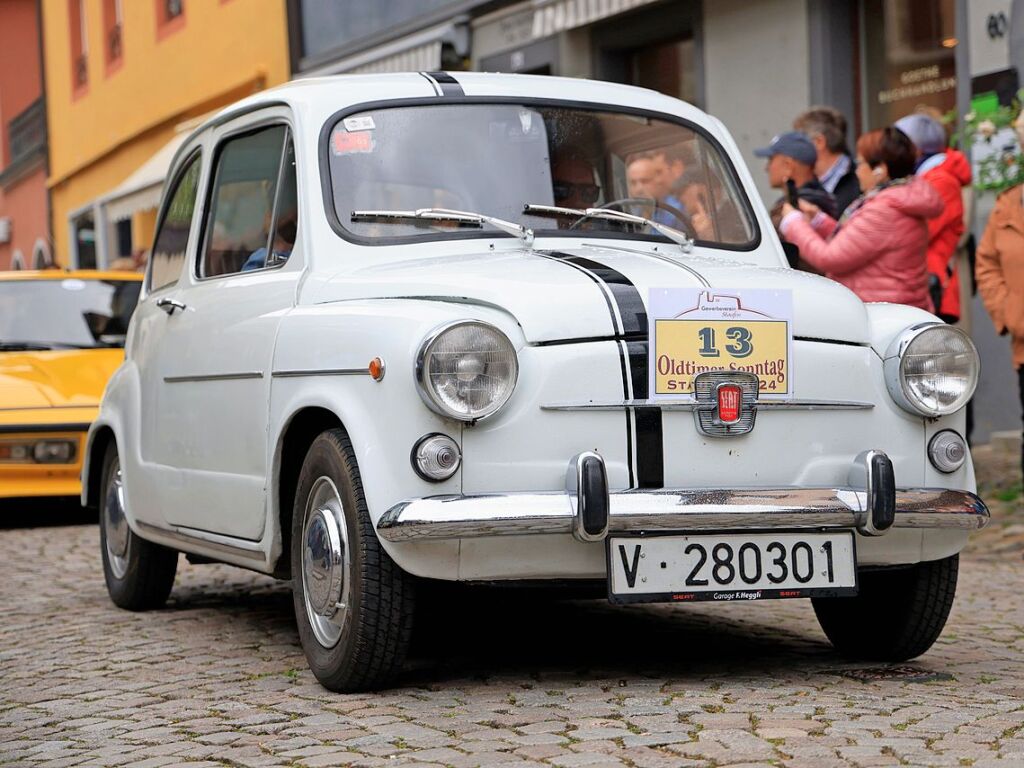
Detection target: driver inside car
<box><xmin>551</xmin><ymin>154</ymin><xmax>602</xmax><ymax>211</ymax></box>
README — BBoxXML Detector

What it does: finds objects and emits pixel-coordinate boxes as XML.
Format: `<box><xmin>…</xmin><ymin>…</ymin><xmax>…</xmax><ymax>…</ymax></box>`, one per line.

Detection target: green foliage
<box><xmin>951</xmin><ymin>90</ymin><xmax>1024</xmax><ymax>195</ymax></box>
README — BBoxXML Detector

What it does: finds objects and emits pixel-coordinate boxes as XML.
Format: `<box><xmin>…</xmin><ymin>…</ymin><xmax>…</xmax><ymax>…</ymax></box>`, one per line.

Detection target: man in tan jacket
<box><xmin>976</xmin><ymin>183</ymin><xmax>1024</xmax><ymax>474</ymax></box>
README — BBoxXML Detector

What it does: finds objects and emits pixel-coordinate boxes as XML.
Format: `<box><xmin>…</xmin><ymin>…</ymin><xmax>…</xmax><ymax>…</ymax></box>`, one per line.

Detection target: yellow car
<box><xmin>0</xmin><ymin>270</ymin><xmax>142</xmax><ymax>499</ymax></box>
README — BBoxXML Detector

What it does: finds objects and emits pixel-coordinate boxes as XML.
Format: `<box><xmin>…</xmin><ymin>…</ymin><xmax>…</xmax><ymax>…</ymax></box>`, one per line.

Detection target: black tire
<box><xmin>99</xmin><ymin>442</ymin><xmax>178</xmax><ymax>611</ymax></box>
<box><xmin>812</xmin><ymin>554</ymin><xmax>959</xmax><ymax>662</ymax></box>
<box><xmin>290</xmin><ymin>428</ymin><xmax>415</xmax><ymax>692</ymax></box>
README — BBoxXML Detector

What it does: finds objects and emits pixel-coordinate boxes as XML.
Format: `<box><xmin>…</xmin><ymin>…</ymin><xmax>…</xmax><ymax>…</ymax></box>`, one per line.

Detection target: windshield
<box><xmin>0</xmin><ymin>279</ymin><xmax>141</xmax><ymax>349</ymax></box>
<box><xmin>326</xmin><ymin>103</ymin><xmax>757</xmax><ymax>248</ymax></box>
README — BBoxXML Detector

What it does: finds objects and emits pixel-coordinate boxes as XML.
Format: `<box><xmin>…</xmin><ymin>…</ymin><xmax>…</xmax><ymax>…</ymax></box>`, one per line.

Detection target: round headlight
<box><xmin>416</xmin><ymin>321</ymin><xmax>519</xmax><ymax>422</ymax></box>
<box><xmin>885</xmin><ymin>325</ymin><xmax>979</xmax><ymax>417</ymax></box>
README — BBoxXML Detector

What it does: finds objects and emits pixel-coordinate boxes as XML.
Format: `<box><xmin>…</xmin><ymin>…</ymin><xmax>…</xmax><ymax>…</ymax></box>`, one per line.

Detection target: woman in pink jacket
<box><xmin>780</xmin><ymin>127</ymin><xmax>943</xmax><ymax>311</ymax></box>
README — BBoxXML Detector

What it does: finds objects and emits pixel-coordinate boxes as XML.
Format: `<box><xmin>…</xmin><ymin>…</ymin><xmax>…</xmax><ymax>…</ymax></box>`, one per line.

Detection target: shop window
<box><xmin>73</xmin><ymin>214</ymin><xmax>97</xmax><ymax>269</ymax></box>
<box><xmin>155</xmin><ymin>0</ymin><xmax>185</xmax><ymax>40</ymax></box>
<box><xmin>295</xmin><ymin>0</ymin><xmax>455</xmax><ymax>61</ymax></box>
<box><xmin>69</xmin><ymin>0</ymin><xmax>88</xmax><ymax>96</ymax></box>
<box><xmin>103</xmin><ymin>0</ymin><xmax>124</xmax><ymax>74</ymax></box>
<box><xmin>115</xmin><ymin>219</ymin><xmax>132</xmax><ymax>259</ymax></box>
<box><xmin>860</xmin><ymin>0</ymin><xmax>957</xmax><ymax>130</ymax></box>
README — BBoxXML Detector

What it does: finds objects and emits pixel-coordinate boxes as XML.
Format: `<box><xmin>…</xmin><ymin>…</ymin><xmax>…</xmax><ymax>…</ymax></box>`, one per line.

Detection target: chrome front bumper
<box><xmin>376</xmin><ymin>451</ymin><xmax>989</xmax><ymax>544</ymax></box>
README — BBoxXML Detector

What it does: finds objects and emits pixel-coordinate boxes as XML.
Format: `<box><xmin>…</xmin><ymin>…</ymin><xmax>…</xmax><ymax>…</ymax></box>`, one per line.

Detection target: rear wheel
<box><xmin>812</xmin><ymin>554</ymin><xmax>958</xmax><ymax>662</ymax></box>
<box><xmin>99</xmin><ymin>442</ymin><xmax>178</xmax><ymax>610</ymax></box>
<box><xmin>290</xmin><ymin>428</ymin><xmax>415</xmax><ymax>692</ymax></box>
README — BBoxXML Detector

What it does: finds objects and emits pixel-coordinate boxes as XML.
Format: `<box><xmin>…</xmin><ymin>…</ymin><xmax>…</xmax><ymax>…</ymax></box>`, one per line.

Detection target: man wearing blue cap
<box><xmin>755</xmin><ymin>131</ymin><xmax>838</xmax><ymax>237</ymax></box>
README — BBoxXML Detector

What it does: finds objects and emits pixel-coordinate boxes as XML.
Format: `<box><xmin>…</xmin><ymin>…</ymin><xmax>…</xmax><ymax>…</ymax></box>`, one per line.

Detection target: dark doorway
<box><xmin>592</xmin><ymin>1</ymin><xmax>702</xmax><ymax>106</ymax></box>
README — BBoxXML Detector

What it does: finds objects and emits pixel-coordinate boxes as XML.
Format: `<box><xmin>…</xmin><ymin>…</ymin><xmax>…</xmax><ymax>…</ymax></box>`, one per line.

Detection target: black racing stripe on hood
<box><xmin>541</xmin><ymin>251</ymin><xmax>663</xmax><ymax>489</ymax></box>
<box><xmin>534</xmin><ymin>254</ymin><xmax>619</xmax><ymax>335</ymax></box>
<box><xmin>554</xmin><ymin>255</ymin><xmax>648</xmax><ymax>335</ymax></box>
<box><xmin>627</xmin><ymin>341</ymin><xmax>664</xmax><ymax>489</ymax></box>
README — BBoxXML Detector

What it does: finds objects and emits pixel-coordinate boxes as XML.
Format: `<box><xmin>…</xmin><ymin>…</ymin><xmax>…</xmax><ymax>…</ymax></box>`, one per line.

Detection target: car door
<box><xmin>131</xmin><ymin>147</ymin><xmax>205</xmax><ymax>530</ymax></box>
<box><xmin>144</xmin><ymin>112</ymin><xmax>302</xmax><ymax>540</ymax></box>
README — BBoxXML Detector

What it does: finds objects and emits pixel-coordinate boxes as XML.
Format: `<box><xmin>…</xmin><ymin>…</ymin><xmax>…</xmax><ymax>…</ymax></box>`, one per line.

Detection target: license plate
<box><xmin>607</xmin><ymin>531</ymin><xmax>857</xmax><ymax>604</ymax></box>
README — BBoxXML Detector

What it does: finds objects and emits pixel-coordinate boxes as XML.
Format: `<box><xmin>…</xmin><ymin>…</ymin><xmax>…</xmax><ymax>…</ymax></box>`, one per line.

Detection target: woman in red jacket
<box><xmin>780</xmin><ymin>127</ymin><xmax>943</xmax><ymax>310</ymax></box>
<box><xmin>895</xmin><ymin>112</ymin><xmax>972</xmax><ymax>322</ymax></box>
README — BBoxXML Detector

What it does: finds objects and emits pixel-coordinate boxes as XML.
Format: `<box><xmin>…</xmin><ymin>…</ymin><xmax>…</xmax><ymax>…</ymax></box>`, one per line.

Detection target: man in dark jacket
<box><xmin>793</xmin><ymin>107</ymin><xmax>860</xmax><ymax>215</ymax></box>
<box><xmin>756</xmin><ymin>131</ymin><xmax>838</xmax><ymax>224</ymax></box>
<box><xmin>756</xmin><ymin>131</ymin><xmax>838</xmax><ymax>272</ymax></box>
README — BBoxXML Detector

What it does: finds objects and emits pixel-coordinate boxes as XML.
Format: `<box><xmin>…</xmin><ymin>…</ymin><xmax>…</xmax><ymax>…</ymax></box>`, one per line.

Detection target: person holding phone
<box><xmin>755</xmin><ymin>131</ymin><xmax>838</xmax><ymax>238</ymax></box>
<box><xmin>778</xmin><ymin>127</ymin><xmax>942</xmax><ymax>311</ymax></box>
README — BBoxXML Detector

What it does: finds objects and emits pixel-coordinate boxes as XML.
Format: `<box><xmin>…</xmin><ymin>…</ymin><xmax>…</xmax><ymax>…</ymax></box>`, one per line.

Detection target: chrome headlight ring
<box><xmin>415</xmin><ymin>320</ymin><xmax>519</xmax><ymax>423</ymax></box>
<box><xmin>884</xmin><ymin>323</ymin><xmax>979</xmax><ymax>417</ymax></box>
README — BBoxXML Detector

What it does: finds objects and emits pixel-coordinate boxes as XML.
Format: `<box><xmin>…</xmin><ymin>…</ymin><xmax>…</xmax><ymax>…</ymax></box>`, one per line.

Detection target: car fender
<box><xmin>266</xmin><ymin>298</ymin><xmax>524</xmax><ymax>577</ymax></box>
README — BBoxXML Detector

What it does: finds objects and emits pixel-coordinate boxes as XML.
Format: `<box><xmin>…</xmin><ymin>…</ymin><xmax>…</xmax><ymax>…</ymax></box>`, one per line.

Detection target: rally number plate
<box><xmin>607</xmin><ymin>531</ymin><xmax>857</xmax><ymax>604</ymax></box>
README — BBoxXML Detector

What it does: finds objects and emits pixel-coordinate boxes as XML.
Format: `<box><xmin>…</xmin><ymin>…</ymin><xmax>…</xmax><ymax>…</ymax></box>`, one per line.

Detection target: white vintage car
<box><xmin>83</xmin><ymin>72</ymin><xmax>989</xmax><ymax>692</ymax></box>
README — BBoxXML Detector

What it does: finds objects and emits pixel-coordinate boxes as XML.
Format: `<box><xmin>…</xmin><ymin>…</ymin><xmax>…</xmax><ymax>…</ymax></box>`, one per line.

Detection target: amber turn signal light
<box><xmin>368</xmin><ymin>357</ymin><xmax>385</xmax><ymax>381</ymax></box>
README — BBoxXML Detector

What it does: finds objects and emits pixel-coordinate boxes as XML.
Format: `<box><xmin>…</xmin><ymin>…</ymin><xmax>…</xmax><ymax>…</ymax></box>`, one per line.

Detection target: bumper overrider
<box><xmin>376</xmin><ymin>451</ymin><xmax>989</xmax><ymax>543</ymax></box>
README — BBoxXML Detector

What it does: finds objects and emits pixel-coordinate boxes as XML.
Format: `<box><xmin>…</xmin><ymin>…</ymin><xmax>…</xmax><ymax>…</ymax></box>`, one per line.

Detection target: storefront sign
<box><xmin>877</xmin><ymin>65</ymin><xmax>957</xmax><ymax>105</ymax></box>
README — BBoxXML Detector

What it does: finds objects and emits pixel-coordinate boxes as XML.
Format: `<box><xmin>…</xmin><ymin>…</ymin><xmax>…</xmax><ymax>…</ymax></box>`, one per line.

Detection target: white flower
<box><xmin>965</xmin><ymin>111</ymin><xmax>976</xmax><ymax>123</ymax></box>
<box><xmin>978</xmin><ymin>119</ymin><xmax>997</xmax><ymax>138</ymax></box>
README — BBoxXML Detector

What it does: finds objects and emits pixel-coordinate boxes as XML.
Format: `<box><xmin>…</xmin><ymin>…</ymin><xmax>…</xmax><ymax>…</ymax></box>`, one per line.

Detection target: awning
<box><xmin>300</xmin><ymin>20</ymin><xmax>468</xmax><ymax>77</ymax></box>
<box><xmin>100</xmin><ymin>131</ymin><xmax>189</xmax><ymax>222</ymax></box>
<box><xmin>531</xmin><ymin>0</ymin><xmax>661</xmax><ymax>38</ymax></box>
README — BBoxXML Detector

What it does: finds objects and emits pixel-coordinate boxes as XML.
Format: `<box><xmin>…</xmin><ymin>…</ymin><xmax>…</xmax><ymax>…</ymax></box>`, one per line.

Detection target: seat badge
<box><xmin>717</xmin><ymin>384</ymin><xmax>742</xmax><ymax>424</ymax></box>
<box><xmin>693</xmin><ymin>371</ymin><xmax>759</xmax><ymax>437</ymax></box>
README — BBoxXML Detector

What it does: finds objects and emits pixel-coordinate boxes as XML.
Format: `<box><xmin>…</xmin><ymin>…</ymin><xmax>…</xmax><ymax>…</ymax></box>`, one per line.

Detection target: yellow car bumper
<box><xmin>0</xmin><ymin>410</ymin><xmax>93</xmax><ymax>499</ymax></box>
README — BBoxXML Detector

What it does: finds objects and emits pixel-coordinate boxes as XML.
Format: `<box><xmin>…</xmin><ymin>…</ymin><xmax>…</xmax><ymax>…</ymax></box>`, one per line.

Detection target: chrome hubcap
<box><xmin>103</xmin><ymin>462</ymin><xmax>130</xmax><ymax>579</ymax></box>
<box><xmin>301</xmin><ymin>476</ymin><xmax>350</xmax><ymax>648</ymax></box>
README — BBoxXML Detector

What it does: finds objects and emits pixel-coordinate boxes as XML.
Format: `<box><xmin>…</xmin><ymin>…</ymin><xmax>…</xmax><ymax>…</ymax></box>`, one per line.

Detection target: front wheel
<box><xmin>290</xmin><ymin>428</ymin><xmax>415</xmax><ymax>692</ymax></box>
<box><xmin>99</xmin><ymin>442</ymin><xmax>178</xmax><ymax>611</ymax></box>
<box><xmin>812</xmin><ymin>554</ymin><xmax>959</xmax><ymax>662</ymax></box>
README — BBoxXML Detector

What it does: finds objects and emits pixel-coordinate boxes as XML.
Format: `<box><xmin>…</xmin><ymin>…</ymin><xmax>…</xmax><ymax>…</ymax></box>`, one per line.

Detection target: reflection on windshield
<box><xmin>326</xmin><ymin>103</ymin><xmax>756</xmax><ymax>248</ymax></box>
<box><xmin>0</xmin><ymin>280</ymin><xmax>141</xmax><ymax>349</ymax></box>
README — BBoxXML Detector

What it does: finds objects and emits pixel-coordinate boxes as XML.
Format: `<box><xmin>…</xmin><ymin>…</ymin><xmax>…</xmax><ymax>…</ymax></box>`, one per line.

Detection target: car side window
<box><xmin>199</xmin><ymin>124</ymin><xmax>296</xmax><ymax>278</ymax></box>
<box><xmin>150</xmin><ymin>153</ymin><xmax>201</xmax><ymax>293</ymax></box>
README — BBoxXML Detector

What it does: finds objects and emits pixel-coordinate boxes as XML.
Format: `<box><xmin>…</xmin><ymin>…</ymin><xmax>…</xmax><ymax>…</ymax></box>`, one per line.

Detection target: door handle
<box><xmin>156</xmin><ymin>297</ymin><xmax>187</xmax><ymax>315</ymax></box>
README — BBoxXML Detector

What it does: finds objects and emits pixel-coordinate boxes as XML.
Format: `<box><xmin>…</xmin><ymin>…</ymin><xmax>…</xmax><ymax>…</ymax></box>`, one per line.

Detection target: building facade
<box><xmin>0</xmin><ymin>0</ymin><xmax>50</xmax><ymax>271</ymax></box>
<box><xmin>42</xmin><ymin>0</ymin><xmax>291</xmax><ymax>268</ymax></box>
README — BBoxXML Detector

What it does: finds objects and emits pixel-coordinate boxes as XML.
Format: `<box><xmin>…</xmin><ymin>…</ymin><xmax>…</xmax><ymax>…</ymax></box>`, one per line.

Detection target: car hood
<box><xmin>325</xmin><ymin>244</ymin><xmax>871</xmax><ymax>344</ymax></box>
<box><xmin>0</xmin><ymin>349</ymin><xmax>124</xmax><ymax>410</ymax></box>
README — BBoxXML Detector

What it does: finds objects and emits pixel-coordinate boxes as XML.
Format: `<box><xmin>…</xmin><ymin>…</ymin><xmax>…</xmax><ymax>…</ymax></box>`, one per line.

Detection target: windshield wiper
<box><xmin>351</xmin><ymin>208</ymin><xmax>535</xmax><ymax>248</ymax></box>
<box><xmin>523</xmin><ymin>204</ymin><xmax>694</xmax><ymax>253</ymax></box>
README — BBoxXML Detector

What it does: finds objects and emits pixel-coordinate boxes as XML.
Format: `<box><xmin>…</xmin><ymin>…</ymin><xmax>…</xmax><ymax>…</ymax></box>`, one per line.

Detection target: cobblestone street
<box><xmin>1</xmin><ymin>448</ymin><xmax>1022</xmax><ymax>768</ymax></box>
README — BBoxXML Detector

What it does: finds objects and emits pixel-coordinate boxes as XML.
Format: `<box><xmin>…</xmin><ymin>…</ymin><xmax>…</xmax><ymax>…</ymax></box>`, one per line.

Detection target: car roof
<box><xmin>0</xmin><ymin>269</ymin><xmax>143</xmax><ymax>282</ymax></box>
<box><xmin>199</xmin><ymin>71</ymin><xmax>714</xmax><ymax>137</ymax></box>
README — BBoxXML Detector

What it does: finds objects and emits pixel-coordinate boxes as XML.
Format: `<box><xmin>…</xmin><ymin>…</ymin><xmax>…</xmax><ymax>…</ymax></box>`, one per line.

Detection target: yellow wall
<box><xmin>43</xmin><ymin>0</ymin><xmax>290</xmax><ymax>264</ymax></box>
<box><xmin>132</xmin><ymin>209</ymin><xmax>156</xmax><ymax>254</ymax></box>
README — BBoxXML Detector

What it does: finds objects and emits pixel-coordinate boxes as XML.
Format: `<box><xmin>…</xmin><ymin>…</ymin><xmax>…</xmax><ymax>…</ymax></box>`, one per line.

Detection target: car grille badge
<box><xmin>693</xmin><ymin>371</ymin><xmax>759</xmax><ymax>437</ymax></box>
